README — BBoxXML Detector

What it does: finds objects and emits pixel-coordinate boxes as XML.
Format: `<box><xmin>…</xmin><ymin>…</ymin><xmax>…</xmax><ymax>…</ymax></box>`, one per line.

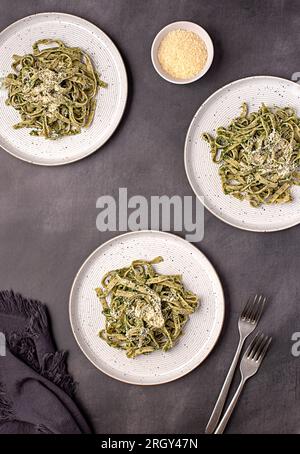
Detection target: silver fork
<box><xmin>205</xmin><ymin>295</ymin><xmax>266</xmax><ymax>434</ymax></box>
<box><xmin>214</xmin><ymin>332</ymin><xmax>272</xmax><ymax>434</ymax></box>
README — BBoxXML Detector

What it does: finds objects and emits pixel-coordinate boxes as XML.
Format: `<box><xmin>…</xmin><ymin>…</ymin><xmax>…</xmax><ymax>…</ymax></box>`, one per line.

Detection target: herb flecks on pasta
<box><xmin>203</xmin><ymin>103</ymin><xmax>300</xmax><ymax>207</ymax></box>
<box><xmin>95</xmin><ymin>257</ymin><xmax>199</xmax><ymax>358</ymax></box>
<box><xmin>4</xmin><ymin>39</ymin><xmax>107</xmax><ymax>139</ymax></box>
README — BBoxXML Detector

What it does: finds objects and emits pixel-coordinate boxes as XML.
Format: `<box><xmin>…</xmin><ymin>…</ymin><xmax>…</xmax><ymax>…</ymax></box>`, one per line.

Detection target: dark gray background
<box><xmin>0</xmin><ymin>0</ymin><xmax>300</xmax><ymax>434</ymax></box>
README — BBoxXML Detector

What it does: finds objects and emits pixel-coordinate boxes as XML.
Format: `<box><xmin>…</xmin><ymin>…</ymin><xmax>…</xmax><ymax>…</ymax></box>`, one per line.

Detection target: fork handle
<box><xmin>214</xmin><ymin>378</ymin><xmax>246</xmax><ymax>434</ymax></box>
<box><xmin>205</xmin><ymin>336</ymin><xmax>245</xmax><ymax>434</ymax></box>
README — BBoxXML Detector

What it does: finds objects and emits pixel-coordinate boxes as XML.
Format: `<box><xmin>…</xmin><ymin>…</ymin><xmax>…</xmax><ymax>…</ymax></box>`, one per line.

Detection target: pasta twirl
<box><xmin>96</xmin><ymin>257</ymin><xmax>199</xmax><ymax>358</ymax></box>
<box><xmin>4</xmin><ymin>39</ymin><xmax>107</xmax><ymax>139</ymax></box>
<box><xmin>203</xmin><ymin>103</ymin><xmax>300</xmax><ymax>207</ymax></box>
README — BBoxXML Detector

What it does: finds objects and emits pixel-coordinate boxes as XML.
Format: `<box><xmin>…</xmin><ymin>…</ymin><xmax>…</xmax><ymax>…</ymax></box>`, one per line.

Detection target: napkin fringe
<box><xmin>0</xmin><ymin>382</ymin><xmax>14</xmax><ymax>422</ymax></box>
<box><xmin>0</xmin><ymin>290</ymin><xmax>48</xmax><ymax>335</ymax></box>
<box><xmin>42</xmin><ymin>352</ymin><xmax>76</xmax><ymax>396</ymax></box>
<box><xmin>0</xmin><ymin>291</ymin><xmax>76</xmax><ymax>397</ymax></box>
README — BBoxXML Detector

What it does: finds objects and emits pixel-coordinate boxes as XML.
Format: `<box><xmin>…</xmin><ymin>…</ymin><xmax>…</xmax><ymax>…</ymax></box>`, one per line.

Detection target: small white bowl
<box><xmin>151</xmin><ymin>21</ymin><xmax>214</xmax><ymax>85</ymax></box>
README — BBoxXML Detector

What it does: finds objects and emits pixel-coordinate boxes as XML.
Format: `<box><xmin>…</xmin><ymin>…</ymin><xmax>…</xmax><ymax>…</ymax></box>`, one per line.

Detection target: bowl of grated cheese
<box><xmin>151</xmin><ymin>21</ymin><xmax>214</xmax><ymax>84</ymax></box>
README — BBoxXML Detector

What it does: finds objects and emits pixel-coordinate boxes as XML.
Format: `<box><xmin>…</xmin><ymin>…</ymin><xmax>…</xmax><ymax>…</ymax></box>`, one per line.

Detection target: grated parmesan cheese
<box><xmin>28</xmin><ymin>68</ymin><xmax>64</xmax><ymax>118</ymax></box>
<box><xmin>158</xmin><ymin>29</ymin><xmax>207</xmax><ymax>79</ymax></box>
<box><xmin>245</xmin><ymin>131</ymin><xmax>296</xmax><ymax>180</ymax></box>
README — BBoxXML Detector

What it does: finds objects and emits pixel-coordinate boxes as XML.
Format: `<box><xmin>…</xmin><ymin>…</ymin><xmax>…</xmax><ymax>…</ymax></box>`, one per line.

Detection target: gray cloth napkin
<box><xmin>0</xmin><ymin>290</ymin><xmax>91</xmax><ymax>434</ymax></box>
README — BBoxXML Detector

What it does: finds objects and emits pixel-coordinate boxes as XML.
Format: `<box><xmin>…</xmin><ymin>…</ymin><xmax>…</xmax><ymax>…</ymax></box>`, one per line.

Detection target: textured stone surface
<box><xmin>0</xmin><ymin>0</ymin><xmax>299</xmax><ymax>434</ymax></box>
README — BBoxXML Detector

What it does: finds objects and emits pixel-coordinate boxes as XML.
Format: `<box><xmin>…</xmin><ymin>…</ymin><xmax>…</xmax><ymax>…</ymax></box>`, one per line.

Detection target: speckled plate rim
<box><xmin>69</xmin><ymin>230</ymin><xmax>225</xmax><ymax>385</ymax></box>
<box><xmin>184</xmin><ymin>75</ymin><xmax>300</xmax><ymax>232</ymax></box>
<box><xmin>0</xmin><ymin>12</ymin><xmax>128</xmax><ymax>166</ymax></box>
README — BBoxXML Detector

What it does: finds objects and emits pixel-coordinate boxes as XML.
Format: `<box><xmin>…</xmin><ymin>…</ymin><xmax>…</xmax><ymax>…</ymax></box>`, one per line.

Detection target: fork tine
<box><xmin>252</xmin><ymin>334</ymin><xmax>267</xmax><ymax>360</ymax></box>
<box><xmin>248</xmin><ymin>294</ymin><xmax>262</xmax><ymax>322</ymax></box>
<box><xmin>241</xmin><ymin>295</ymin><xmax>257</xmax><ymax>320</ymax></box>
<box><xmin>248</xmin><ymin>333</ymin><xmax>265</xmax><ymax>359</ymax></box>
<box><xmin>240</xmin><ymin>296</ymin><xmax>252</xmax><ymax>319</ymax></box>
<box><xmin>250</xmin><ymin>295</ymin><xmax>266</xmax><ymax>323</ymax></box>
<box><xmin>244</xmin><ymin>332</ymin><xmax>260</xmax><ymax>357</ymax></box>
<box><xmin>257</xmin><ymin>336</ymin><xmax>272</xmax><ymax>363</ymax></box>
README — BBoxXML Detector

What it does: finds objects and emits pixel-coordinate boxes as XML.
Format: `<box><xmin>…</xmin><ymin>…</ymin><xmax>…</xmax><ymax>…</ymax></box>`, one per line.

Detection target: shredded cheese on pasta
<box><xmin>4</xmin><ymin>39</ymin><xmax>107</xmax><ymax>139</ymax></box>
<box><xmin>96</xmin><ymin>257</ymin><xmax>199</xmax><ymax>358</ymax></box>
<box><xmin>203</xmin><ymin>103</ymin><xmax>300</xmax><ymax>207</ymax></box>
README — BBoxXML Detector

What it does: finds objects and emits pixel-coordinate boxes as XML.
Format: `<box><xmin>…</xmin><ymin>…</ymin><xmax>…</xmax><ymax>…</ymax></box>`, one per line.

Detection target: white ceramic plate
<box><xmin>0</xmin><ymin>12</ymin><xmax>127</xmax><ymax>165</ymax></box>
<box><xmin>185</xmin><ymin>76</ymin><xmax>300</xmax><ymax>231</ymax></box>
<box><xmin>69</xmin><ymin>231</ymin><xmax>224</xmax><ymax>385</ymax></box>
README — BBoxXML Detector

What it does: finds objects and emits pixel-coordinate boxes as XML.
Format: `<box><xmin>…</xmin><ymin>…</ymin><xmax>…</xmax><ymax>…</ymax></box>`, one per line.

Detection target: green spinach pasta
<box><xmin>96</xmin><ymin>257</ymin><xmax>199</xmax><ymax>358</ymax></box>
<box><xmin>4</xmin><ymin>39</ymin><xmax>106</xmax><ymax>139</ymax></box>
<box><xmin>203</xmin><ymin>103</ymin><xmax>300</xmax><ymax>207</ymax></box>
